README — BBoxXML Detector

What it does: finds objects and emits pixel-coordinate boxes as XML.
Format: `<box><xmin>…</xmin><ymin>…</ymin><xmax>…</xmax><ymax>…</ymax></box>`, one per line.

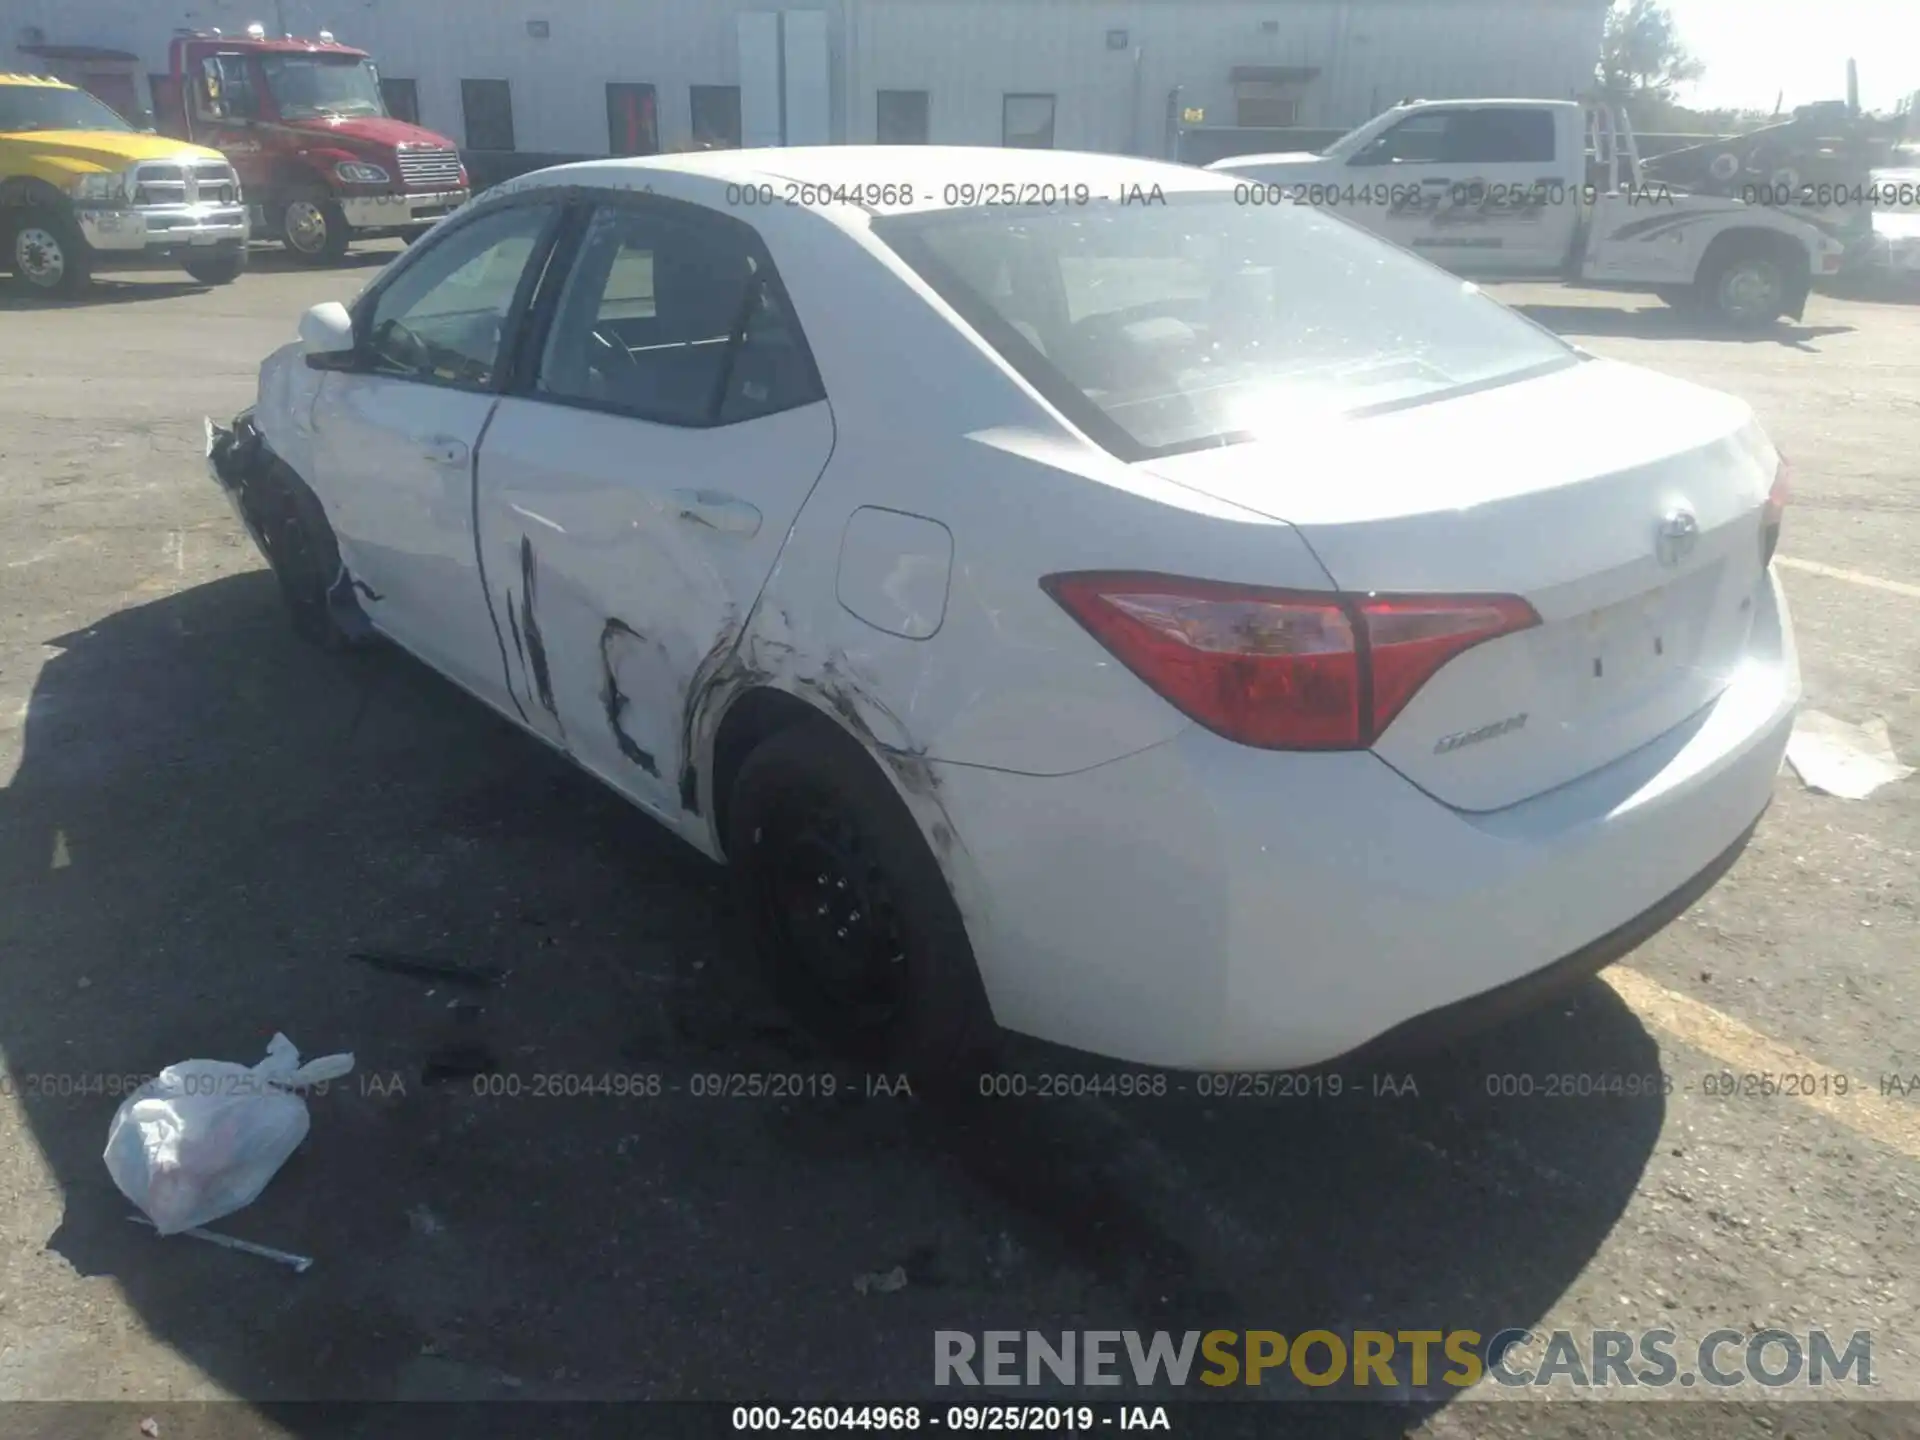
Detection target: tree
<box><xmin>1597</xmin><ymin>0</ymin><xmax>1706</xmax><ymax>105</ymax></box>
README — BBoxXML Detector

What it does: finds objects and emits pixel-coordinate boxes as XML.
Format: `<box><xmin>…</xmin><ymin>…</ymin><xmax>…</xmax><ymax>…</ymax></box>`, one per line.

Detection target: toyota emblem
<box><xmin>1656</xmin><ymin>507</ymin><xmax>1699</xmax><ymax>567</ymax></box>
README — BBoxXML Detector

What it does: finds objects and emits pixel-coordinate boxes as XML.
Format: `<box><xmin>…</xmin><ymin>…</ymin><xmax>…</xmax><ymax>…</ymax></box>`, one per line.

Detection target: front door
<box><xmin>310</xmin><ymin>198</ymin><xmax>563</xmax><ymax>705</ymax></box>
<box><xmin>475</xmin><ymin>198</ymin><xmax>834</xmax><ymax>822</ymax></box>
<box><xmin>1349</xmin><ymin>106</ymin><xmax>1574</xmax><ymax>276</ymax></box>
<box><xmin>186</xmin><ymin>51</ymin><xmax>272</xmax><ymax>196</ymax></box>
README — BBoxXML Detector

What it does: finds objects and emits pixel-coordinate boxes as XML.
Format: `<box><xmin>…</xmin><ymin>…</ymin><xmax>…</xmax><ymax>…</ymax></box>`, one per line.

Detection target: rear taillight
<box><xmin>1761</xmin><ymin>455</ymin><xmax>1789</xmax><ymax>567</ymax></box>
<box><xmin>1041</xmin><ymin>572</ymin><xmax>1538</xmax><ymax>750</ymax></box>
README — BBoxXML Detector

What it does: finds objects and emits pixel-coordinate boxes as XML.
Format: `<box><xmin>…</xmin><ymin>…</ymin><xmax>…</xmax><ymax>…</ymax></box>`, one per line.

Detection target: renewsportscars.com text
<box><xmin>934</xmin><ymin>1329</ymin><xmax>1873</xmax><ymax>1393</ymax></box>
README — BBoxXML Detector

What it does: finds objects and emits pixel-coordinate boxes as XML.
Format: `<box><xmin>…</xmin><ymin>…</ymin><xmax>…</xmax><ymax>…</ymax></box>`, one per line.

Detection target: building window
<box><xmin>690</xmin><ymin>84</ymin><xmax>742</xmax><ymax>149</ymax></box>
<box><xmin>607</xmin><ymin>82</ymin><xmax>659</xmax><ymax>156</ymax></box>
<box><xmin>1003</xmin><ymin>93</ymin><xmax>1055</xmax><ymax>149</ymax></box>
<box><xmin>876</xmin><ymin>89</ymin><xmax>929</xmax><ymax>144</ymax></box>
<box><xmin>462</xmin><ymin>78</ymin><xmax>515</xmax><ymax>151</ymax></box>
<box><xmin>381</xmin><ymin>77</ymin><xmax>420</xmax><ymax>125</ymax></box>
<box><xmin>1236</xmin><ymin>96</ymin><xmax>1298</xmax><ymax>127</ymax></box>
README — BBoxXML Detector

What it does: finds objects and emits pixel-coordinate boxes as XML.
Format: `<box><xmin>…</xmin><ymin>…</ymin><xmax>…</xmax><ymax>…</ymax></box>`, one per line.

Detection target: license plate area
<box><xmin>1580</xmin><ymin>563</ymin><xmax>1720</xmax><ymax>700</ymax></box>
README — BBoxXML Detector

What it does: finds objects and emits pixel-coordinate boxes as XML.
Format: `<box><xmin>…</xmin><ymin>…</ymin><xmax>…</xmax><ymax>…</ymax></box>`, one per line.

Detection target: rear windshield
<box><xmin>873</xmin><ymin>192</ymin><xmax>1578</xmax><ymax>460</ymax></box>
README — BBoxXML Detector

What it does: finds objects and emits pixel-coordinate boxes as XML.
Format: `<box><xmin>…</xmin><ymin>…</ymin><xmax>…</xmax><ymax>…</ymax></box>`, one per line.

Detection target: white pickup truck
<box><xmin>1208</xmin><ymin>98</ymin><xmax>1846</xmax><ymax>328</ymax></box>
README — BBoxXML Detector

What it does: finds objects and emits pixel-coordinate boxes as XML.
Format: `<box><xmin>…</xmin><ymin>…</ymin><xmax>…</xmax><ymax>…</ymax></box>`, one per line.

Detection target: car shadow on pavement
<box><xmin>1515</xmin><ymin>303</ymin><xmax>1855</xmax><ymax>350</ymax></box>
<box><xmin>1</xmin><ymin>574</ymin><xmax>1666</xmax><ymax>1429</ymax></box>
<box><xmin>0</xmin><ymin>279</ymin><xmax>210</xmax><ymax>311</ymax></box>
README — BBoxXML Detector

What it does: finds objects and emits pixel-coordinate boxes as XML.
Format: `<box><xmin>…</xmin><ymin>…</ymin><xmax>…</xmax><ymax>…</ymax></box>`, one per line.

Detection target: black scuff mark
<box><xmin>516</xmin><ymin>536</ymin><xmax>563</xmax><ymax>736</ymax></box>
<box><xmin>463</xmin><ymin>402</ymin><xmax>529</xmax><ymax>725</ymax></box>
<box><xmin>504</xmin><ymin>588</ymin><xmax>530</xmax><ymax>701</ymax></box>
<box><xmin>676</xmin><ymin>619</ymin><xmax>747</xmax><ymax>815</ymax></box>
<box><xmin>599</xmin><ymin>618</ymin><xmax>661</xmax><ymax>777</ymax></box>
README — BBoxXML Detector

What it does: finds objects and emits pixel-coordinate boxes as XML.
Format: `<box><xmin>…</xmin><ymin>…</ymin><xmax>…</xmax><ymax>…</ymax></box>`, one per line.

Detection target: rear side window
<box><xmin>534</xmin><ymin>204</ymin><xmax>822</xmax><ymax>427</ymax></box>
<box><xmin>874</xmin><ymin>192</ymin><xmax>1576</xmax><ymax>460</ymax></box>
<box><xmin>1354</xmin><ymin>107</ymin><xmax>1556</xmax><ymax>167</ymax></box>
<box><xmin>1449</xmin><ymin>108</ymin><xmax>1556</xmax><ymax>163</ymax></box>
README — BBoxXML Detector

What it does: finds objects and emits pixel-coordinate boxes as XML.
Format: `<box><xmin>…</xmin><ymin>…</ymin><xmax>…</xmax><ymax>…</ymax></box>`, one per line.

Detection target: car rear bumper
<box><xmin>340</xmin><ymin>189</ymin><xmax>468</xmax><ymax>230</ymax></box>
<box><xmin>931</xmin><ymin>568</ymin><xmax>1799</xmax><ymax>1071</ymax></box>
<box><xmin>79</xmin><ymin>204</ymin><xmax>249</xmax><ymax>262</ymax></box>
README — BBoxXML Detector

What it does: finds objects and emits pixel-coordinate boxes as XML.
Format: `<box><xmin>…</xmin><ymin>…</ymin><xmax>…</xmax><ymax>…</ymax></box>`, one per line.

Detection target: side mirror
<box><xmin>299</xmin><ymin>301</ymin><xmax>357</xmax><ymax>369</ymax></box>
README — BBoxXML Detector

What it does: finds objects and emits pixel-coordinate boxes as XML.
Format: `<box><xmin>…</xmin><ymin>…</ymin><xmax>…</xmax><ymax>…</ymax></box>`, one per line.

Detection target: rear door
<box><xmin>310</xmin><ymin>197</ymin><xmax>563</xmax><ymax>701</ymax></box>
<box><xmin>1348</xmin><ymin>106</ymin><xmax>1575</xmax><ymax>275</ymax></box>
<box><xmin>474</xmin><ymin>197</ymin><xmax>833</xmax><ymax>819</ymax></box>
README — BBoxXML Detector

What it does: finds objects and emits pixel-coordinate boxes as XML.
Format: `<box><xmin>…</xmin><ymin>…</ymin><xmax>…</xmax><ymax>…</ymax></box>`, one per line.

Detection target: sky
<box><xmin>1665</xmin><ymin>0</ymin><xmax>1920</xmax><ymax>114</ymax></box>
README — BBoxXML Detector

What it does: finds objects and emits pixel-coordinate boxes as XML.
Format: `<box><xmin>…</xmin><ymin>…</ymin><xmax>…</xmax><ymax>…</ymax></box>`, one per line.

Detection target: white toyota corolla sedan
<box><xmin>210</xmin><ymin>146</ymin><xmax>1799</xmax><ymax>1074</ymax></box>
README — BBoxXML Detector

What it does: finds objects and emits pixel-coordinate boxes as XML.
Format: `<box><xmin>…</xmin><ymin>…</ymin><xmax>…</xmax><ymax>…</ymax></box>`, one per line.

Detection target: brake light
<box><xmin>1761</xmin><ymin>455</ymin><xmax>1789</xmax><ymax>566</ymax></box>
<box><xmin>1041</xmin><ymin>572</ymin><xmax>1538</xmax><ymax>750</ymax></box>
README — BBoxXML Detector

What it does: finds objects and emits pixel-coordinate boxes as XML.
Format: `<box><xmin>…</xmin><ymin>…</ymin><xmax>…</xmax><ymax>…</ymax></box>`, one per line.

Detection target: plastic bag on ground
<box><xmin>104</xmin><ymin>1033</ymin><xmax>355</xmax><ymax>1236</ymax></box>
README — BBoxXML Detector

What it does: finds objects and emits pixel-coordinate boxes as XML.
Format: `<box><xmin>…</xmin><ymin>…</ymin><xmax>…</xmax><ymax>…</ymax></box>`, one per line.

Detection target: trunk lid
<box><xmin>1142</xmin><ymin>359</ymin><xmax>1778</xmax><ymax>812</ymax></box>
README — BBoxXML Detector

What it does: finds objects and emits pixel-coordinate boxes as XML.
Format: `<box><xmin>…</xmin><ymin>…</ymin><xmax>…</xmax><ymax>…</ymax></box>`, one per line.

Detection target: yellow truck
<box><xmin>1</xmin><ymin>73</ymin><xmax>249</xmax><ymax>297</ymax></box>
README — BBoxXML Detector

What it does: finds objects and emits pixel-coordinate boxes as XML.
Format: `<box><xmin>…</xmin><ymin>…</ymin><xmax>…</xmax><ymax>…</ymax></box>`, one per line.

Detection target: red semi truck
<box><xmin>150</xmin><ymin>25</ymin><xmax>468</xmax><ymax>264</ymax></box>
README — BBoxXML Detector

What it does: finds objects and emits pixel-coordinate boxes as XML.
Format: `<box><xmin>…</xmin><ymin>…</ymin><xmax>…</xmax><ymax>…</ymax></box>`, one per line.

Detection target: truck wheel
<box><xmin>1701</xmin><ymin>251</ymin><xmax>1789</xmax><ymax>330</ymax></box>
<box><xmin>183</xmin><ymin>250</ymin><xmax>247</xmax><ymax>286</ymax></box>
<box><xmin>278</xmin><ymin>190</ymin><xmax>350</xmax><ymax>265</ymax></box>
<box><xmin>5</xmin><ymin>206</ymin><xmax>93</xmax><ymax>298</ymax></box>
<box><xmin>726</xmin><ymin>722</ymin><xmax>999</xmax><ymax>1082</ymax></box>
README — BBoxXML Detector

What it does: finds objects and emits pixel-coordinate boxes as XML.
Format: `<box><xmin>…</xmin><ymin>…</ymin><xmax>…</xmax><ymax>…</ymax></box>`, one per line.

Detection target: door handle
<box><xmin>423</xmin><ymin>437</ymin><xmax>469</xmax><ymax>466</ymax></box>
<box><xmin>671</xmin><ymin>489</ymin><xmax>762</xmax><ymax>537</ymax></box>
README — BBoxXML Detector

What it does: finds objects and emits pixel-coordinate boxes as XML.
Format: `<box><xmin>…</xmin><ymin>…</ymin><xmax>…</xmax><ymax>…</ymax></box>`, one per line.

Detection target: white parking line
<box><xmin>1776</xmin><ymin>557</ymin><xmax>1920</xmax><ymax>600</ymax></box>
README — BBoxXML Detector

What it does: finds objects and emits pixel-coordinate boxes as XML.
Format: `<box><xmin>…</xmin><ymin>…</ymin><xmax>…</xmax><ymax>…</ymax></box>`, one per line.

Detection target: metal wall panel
<box><xmin>12</xmin><ymin>0</ymin><xmax>1607</xmax><ymax>157</ymax></box>
<box><xmin>783</xmin><ymin>9</ymin><xmax>833</xmax><ymax>146</ymax></box>
<box><xmin>738</xmin><ymin>10</ymin><xmax>784</xmax><ymax>146</ymax></box>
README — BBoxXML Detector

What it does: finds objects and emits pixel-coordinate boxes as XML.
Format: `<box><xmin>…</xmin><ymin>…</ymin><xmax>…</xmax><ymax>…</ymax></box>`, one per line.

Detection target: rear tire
<box><xmin>1699</xmin><ymin>249</ymin><xmax>1790</xmax><ymax>330</ymax></box>
<box><xmin>6</xmin><ymin>205</ymin><xmax>93</xmax><ymax>298</ymax></box>
<box><xmin>726</xmin><ymin>723</ymin><xmax>998</xmax><ymax>1081</ymax></box>
<box><xmin>183</xmin><ymin>250</ymin><xmax>247</xmax><ymax>286</ymax></box>
<box><xmin>278</xmin><ymin>189</ymin><xmax>351</xmax><ymax>265</ymax></box>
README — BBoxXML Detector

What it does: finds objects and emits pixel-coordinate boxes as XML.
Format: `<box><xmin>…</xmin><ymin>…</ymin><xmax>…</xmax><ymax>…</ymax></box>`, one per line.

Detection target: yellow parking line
<box><xmin>1608</xmin><ymin>966</ymin><xmax>1920</xmax><ymax>1162</ymax></box>
<box><xmin>1776</xmin><ymin>556</ymin><xmax>1920</xmax><ymax>600</ymax></box>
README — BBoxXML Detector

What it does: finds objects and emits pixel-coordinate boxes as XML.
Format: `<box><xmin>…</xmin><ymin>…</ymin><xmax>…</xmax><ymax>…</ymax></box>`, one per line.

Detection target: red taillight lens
<box><xmin>1761</xmin><ymin>455</ymin><xmax>1789</xmax><ymax>566</ymax></box>
<box><xmin>1363</xmin><ymin>594</ymin><xmax>1543</xmax><ymax>737</ymax></box>
<box><xmin>1041</xmin><ymin>572</ymin><xmax>1538</xmax><ymax>750</ymax></box>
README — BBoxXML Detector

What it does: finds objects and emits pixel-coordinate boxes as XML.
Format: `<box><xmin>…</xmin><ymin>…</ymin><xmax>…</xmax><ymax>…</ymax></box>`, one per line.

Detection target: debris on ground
<box><xmin>346</xmin><ymin>951</ymin><xmax>503</xmax><ymax>989</ymax></box>
<box><xmin>853</xmin><ymin>1265</ymin><xmax>909</xmax><ymax>1295</ymax></box>
<box><xmin>421</xmin><ymin>1043</ymin><xmax>497</xmax><ymax>1084</ymax></box>
<box><xmin>127</xmin><ymin>1214</ymin><xmax>314</xmax><ymax>1274</ymax></box>
<box><xmin>1785</xmin><ymin>709</ymin><xmax>1914</xmax><ymax>800</ymax></box>
<box><xmin>407</xmin><ymin>1203</ymin><xmax>445</xmax><ymax>1237</ymax></box>
<box><xmin>104</xmin><ymin>1033</ymin><xmax>354</xmax><ymax>1235</ymax></box>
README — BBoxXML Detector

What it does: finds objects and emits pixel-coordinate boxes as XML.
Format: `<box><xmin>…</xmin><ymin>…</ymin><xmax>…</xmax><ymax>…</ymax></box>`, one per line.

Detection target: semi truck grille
<box><xmin>397</xmin><ymin>145</ymin><xmax>463</xmax><ymax>189</ymax></box>
<box><xmin>132</xmin><ymin>160</ymin><xmax>240</xmax><ymax>208</ymax></box>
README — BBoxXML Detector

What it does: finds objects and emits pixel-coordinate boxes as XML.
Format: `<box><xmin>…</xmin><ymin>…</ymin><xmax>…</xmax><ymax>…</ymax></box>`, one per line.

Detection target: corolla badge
<box><xmin>1656</xmin><ymin>506</ymin><xmax>1700</xmax><ymax>568</ymax></box>
<box><xmin>1434</xmin><ymin>712</ymin><xmax>1528</xmax><ymax>755</ymax></box>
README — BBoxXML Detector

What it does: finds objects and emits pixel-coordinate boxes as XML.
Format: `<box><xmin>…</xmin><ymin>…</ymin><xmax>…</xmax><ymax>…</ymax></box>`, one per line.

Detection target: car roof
<box><xmin>525</xmin><ymin>145</ymin><xmax>1234</xmax><ymax>216</ymax></box>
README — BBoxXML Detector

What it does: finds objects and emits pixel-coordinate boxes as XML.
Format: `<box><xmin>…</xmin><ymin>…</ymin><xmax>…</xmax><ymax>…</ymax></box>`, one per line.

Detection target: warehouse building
<box><xmin>11</xmin><ymin>0</ymin><xmax>1608</xmax><ymax>159</ymax></box>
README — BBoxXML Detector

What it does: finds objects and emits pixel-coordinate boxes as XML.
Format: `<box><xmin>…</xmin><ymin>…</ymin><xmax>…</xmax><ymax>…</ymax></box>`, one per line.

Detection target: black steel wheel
<box><xmin>727</xmin><ymin>723</ymin><xmax>998</xmax><ymax>1078</ymax></box>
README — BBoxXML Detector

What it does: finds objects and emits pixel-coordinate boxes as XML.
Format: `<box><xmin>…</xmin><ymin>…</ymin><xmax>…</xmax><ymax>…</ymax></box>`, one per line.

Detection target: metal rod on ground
<box><xmin>127</xmin><ymin>1214</ymin><xmax>313</xmax><ymax>1273</ymax></box>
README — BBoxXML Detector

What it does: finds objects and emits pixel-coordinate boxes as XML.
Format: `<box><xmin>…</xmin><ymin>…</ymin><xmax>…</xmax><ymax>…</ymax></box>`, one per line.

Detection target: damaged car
<box><xmin>211</xmin><ymin>146</ymin><xmax>1800</xmax><ymax>1074</ymax></box>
